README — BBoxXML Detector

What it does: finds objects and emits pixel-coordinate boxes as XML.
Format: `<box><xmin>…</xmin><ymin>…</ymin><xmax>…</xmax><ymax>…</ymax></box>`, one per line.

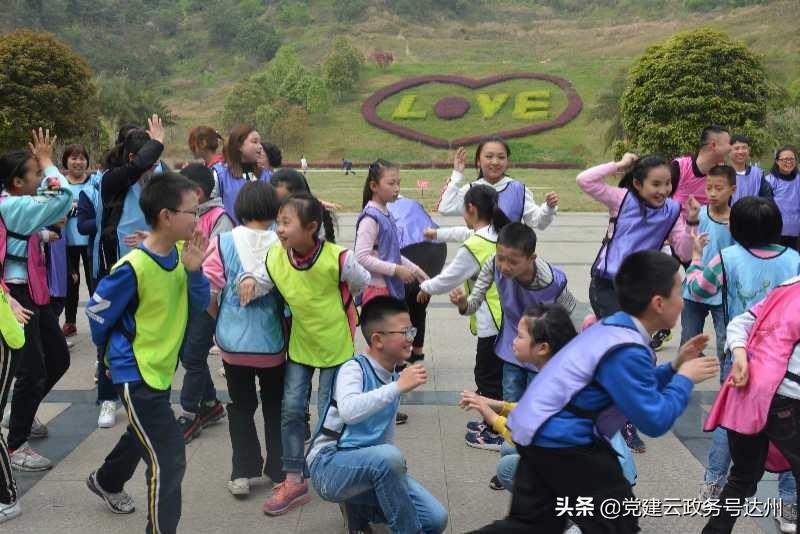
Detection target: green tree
<box><xmin>620</xmin><ymin>29</ymin><xmax>770</xmax><ymax>158</ymax></box>
<box><xmin>332</xmin><ymin>0</ymin><xmax>369</xmax><ymax>23</ymax></box>
<box><xmin>234</xmin><ymin>19</ymin><xmax>282</xmax><ymax>61</ymax></box>
<box><xmin>322</xmin><ymin>37</ymin><xmax>364</xmax><ymax>101</ymax></box>
<box><xmin>0</xmin><ymin>29</ymin><xmax>98</xmax><ymax>151</ymax></box>
<box><xmin>272</xmin><ymin>105</ymin><xmax>311</xmax><ymax>152</ymax></box>
<box><xmin>95</xmin><ymin>75</ymin><xmax>176</xmax><ymax>128</ymax></box>
<box><xmin>588</xmin><ymin>68</ymin><xmax>627</xmax><ymax>153</ymax></box>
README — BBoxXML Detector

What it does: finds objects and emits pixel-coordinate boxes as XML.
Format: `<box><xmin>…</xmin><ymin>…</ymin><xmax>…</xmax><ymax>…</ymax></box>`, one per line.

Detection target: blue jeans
<box><xmin>496</xmin><ymin>441</ymin><xmax>519</xmax><ymax>491</ymax></box>
<box><xmin>704</xmin><ymin>354</ymin><xmax>797</xmax><ymax>503</ymax></box>
<box><xmin>281</xmin><ymin>360</ymin><xmax>338</xmax><ymax>474</ymax></box>
<box><xmin>310</xmin><ymin>444</ymin><xmax>448</xmax><ymax>534</ymax></box>
<box><xmin>502</xmin><ymin>363</ymin><xmax>535</xmax><ymax>402</ymax></box>
<box><xmin>680</xmin><ymin>299</ymin><xmax>726</xmax><ymax>364</ymax></box>
<box><xmin>178</xmin><ymin>310</ymin><xmax>217</xmax><ymax>414</ymax></box>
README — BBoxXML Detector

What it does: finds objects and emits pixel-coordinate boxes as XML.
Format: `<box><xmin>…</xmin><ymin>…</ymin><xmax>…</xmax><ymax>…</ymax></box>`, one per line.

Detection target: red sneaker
<box><xmin>262</xmin><ymin>479</ymin><xmax>310</xmax><ymax>516</ymax></box>
<box><xmin>62</xmin><ymin>323</ymin><xmax>77</xmax><ymax>337</ymax></box>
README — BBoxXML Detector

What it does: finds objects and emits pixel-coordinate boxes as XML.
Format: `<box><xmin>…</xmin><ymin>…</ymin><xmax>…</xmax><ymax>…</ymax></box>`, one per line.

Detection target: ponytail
<box><xmin>464</xmin><ymin>184</ymin><xmax>510</xmax><ymax>233</ymax></box>
<box><xmin>321</xmin><ymin>208</ymin><xmax>338</xmax><ymax>243</ymax></box>
<box><xmin>103</xmin><ymin>123</ymin><xmax>139</xmax><ymax>169</ymax></box>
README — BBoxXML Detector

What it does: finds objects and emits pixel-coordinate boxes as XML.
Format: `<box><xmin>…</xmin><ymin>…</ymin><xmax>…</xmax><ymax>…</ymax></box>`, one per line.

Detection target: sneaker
<box><xmin>177</xmin><ymin>415</ymin><xmax>203</xmax><ymax>444</ymax></box>
<box><xmin>86</xmin><ymin>470</ymin><xmax>135</xmax><ymax>514</ymax></box>
<box><xmin>61</xmin><ymin>322</ymin><xmax>77</xmax><ymax>337</ymax></box>
<box><xmin>94</xmin><ymin>361</ymin><xmax>99</xmax><ymax>384</ymax></box>
<box><xmin>650</xmin><ymin>329</ymin><xmax>672</xmax><ymax>352</ymax></box>
<box><xmin>217</xmin><ymin>366</ymin><xmax>226</xmax><ymax>377</ymax></box>
<box><xmin>97</xmin><ymin>401</ymin><xmax>117</xmax><ymax>428</ymax></box>
<box><xmin>10</xmin><ymin>442</ymin><xmax>52</xmax><ymax>471</ymax></box>
<box><xmin>466</xmin><ymin>420</ymin><xmax>488</xmax><ymax>433</ymax></box>
<box><xmin>697</xmin><ymin>481</ymin><xmax>722</xmax><ymax>501</ymax></box>
<box><xmin>29</xmin><ymin>417</ymin><xmax>48</xmax><ymax>439</ymax></box>
<box><xmin>262</xmin><ymin>479</ymin><xmax>311</xmax><ymax>516</ymax></box>
<box><xmin>0</xmin><ymin>500</ymin><xmax>21</xmax><ymax>524</ymax></box>
<box><xmin>228</xmin><ymin>478</ymin><xmax>251</xmax><ymax>497</ymax></box>
<box><xmin>395</xmin><ymin>412</ymin><xmax>409</xmax><ymax>425</ymax></box>
<box><xmin>197</xmin><ymin>400</ymin><xmax>226</xmax><ymax>429</ymax></box>
<box><xmin>488</xmin><ymin>475</ymin><xmax>504</xmax><ymax>491</ymax></box>
<box><xmin>621</xmin><ymin>422</ymin><xmax>646</xmax><ymax>453</ymax></box>
<box><xmin>465</xmin><ymin>428</ymin><xmax>504</xmax><ymax>451</ymax></box>
<box><xmin>778</xmin><ymin>503</ymin><xmax>797</xmax><ymax>534</ymax></box>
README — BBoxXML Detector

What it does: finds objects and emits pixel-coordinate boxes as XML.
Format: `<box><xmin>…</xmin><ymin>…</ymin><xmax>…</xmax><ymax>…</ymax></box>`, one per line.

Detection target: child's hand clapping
<box><xmin>545</xmin><ymin>191</ymin><xmax>558</xmax><ymax>209</ymax></box>
<box><xmin>672</xmin><ymin>333</ymin><xmax>709</xmax><ymax>371</ymax></box>
<box><xmin>453</xmin><ymin>146</ymin><xmax>466</xmax><ymax>174</ymax></box>
<box><xmin>181</xmin><ymin>230</ymin><xmax>209</xmax><ymax>273</ymax></box>
<box><xmin>397</xmin><ymin>363</ymin><xmax>427</xmax><ymax>393</ymax></box>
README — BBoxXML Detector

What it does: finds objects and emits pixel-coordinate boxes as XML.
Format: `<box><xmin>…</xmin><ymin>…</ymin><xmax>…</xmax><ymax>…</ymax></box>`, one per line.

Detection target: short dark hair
<box><xmin>271</xmin><ymin>168</ymin><xmax>310</xmax><ymax>195</ymax></box>
<box><xmin>180</xmin><ymin>163</ymin><xmax>215</xmax><ymax>199</ymax></box>
<box><xmin>707</xmin><ymin>164</ymin><xmax>736</xmax><ymax>186</ymax></box>
<box><xmin>61</xmin><ymin>143</ymin><xmax>90</xmax><ymax>169</ymax></box>
<box><xmin>235</xmin><ymin>181</ymin><xmax>278</xmax><ymax>223</ymax></box>
<box><xmin>262</xmin><ymin>142</ymin><xmax>282</xmax><ymax>168</ymax></box>
<box><xmin>360</xmin><ymin>296</ymin><xmax>409</xmax><ymax>346</ymax></box>
<box><xmin>522</xmin><ymin>303</ymin><xmax>577</xmax><ymax>355</ymax></box>
<box><xmin>0</xmin><ymin>150</ymin><xmax>33</xmax><ymax>190</ymax></box>
<box><xmin>729</xmin><ymin>197</ymin><xmax>782</xmax><ymax>248</ymax></box>
<box><xmin>140</xmin><ymin>172</ymin><xmax>198</xmax><ymax>227</ymax></box>
<box><xmin>615</xmin><ymin>251</ymin><xmax>680</xmax><ymax>316</ymax></box>
<box><xmin>699</xmin><ymin>125</ymin><xmax>729</xmax><ymax>149</ymax></box>
<box><xmin>497</xmin><ymin>222</ymin><xmax>537</xmax><ymax>256</ymax></box>
<box><xmin>730</xmin><ymin>134</ymin><xmax>750</xmax><ymax>146</ymax></box>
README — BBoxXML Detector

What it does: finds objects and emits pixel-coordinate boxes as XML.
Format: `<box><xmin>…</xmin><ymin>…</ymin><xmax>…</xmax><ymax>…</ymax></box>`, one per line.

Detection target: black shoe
<box><xmin>177</xmin><ymin>415</ymin><xmax>202</xmax><ymax>444</ymax></box>
<box><xmin>197</xmin><ymin>400</ymin><xmax>226</xmax><ymax>429</ymax></box>
<box><xmin>650</xmin><ymin>329</ymin><xmax>672</xmax><ymax>352</ymax></box>
<box><xmin>395</xmin><ymin>412</ymin><xmax>409</xmax><ymax>425</ymax></box>
<box><xmin>488</xmin><ymin>475</ymin><xmax>504</xmax><ymax>491</ymax></box>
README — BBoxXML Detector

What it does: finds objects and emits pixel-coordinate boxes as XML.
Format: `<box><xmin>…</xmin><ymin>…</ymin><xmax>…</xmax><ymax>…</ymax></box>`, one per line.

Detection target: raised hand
<box><xmin>685</xmin><ymin>195</ymin><xmax>701</xmax><ymax>224</ymax></box>
<box><xmin>146</xmin><ymin>114</ymin><xmax>166</xmax><ymax>144</ymax></box>
<box><xmin>545</xmin><ymin>191</ymin><xmax>558</xmax><ymax>208</ymax></box>
<box><xmin>691</xmin><ymin>228</ymin><xmax>709</xmax><ymax>260</ymax></box>
<box><xmin>453</xmin><ymin>146</ymin><xmax>466</xmax><ymax>173</ymax></box>
<box><xmin>28</xmin><ymin>127</ymin><xmax>56</xmax><ymax>168</ymax></box>
<box><xmin>397</xmin><ymin>363</ymin><xmax>427</xmax><ymax>393</ymax></box>
<box><xmin>181</xmin><ymin>230</ymin><xmax>209</xmax><ymax>272</ymax></box>
<box><xmin>615</xmin><ymin>152</ymin><xmax>638</xmax><ymax>172</ymax></box>
<box><xmin>673</xmin><ymin>333</ymin><xmax>709</xmax><ymax>371</ymax></box>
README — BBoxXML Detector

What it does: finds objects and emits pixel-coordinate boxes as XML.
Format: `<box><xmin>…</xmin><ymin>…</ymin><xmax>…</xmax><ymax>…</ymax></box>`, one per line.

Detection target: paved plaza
<box><xmin>6</xmin><ymin>212</ymin><xmax>777</xmax><ymax>533</ymax></box>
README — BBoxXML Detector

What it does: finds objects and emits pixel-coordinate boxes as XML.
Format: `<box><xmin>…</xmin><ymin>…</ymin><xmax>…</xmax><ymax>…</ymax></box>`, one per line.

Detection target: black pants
<box><xmin>0</xmin><ymin>340</ymin><xmax>17</xmax><ymax>504</ymax></box>
<box><xmin>475</xmin><ymin>335</ymin><xmax>503</xmax><ymax>400</ymax></box>
<box><xmin>7</xmin><ymin>284</ymin><xmax>70</xmax><ymax>450</ymax></box>
<box><xmin>97</xmin><ymin>382</ymin><xmax>186</xmax><ymax>534</ymax></box>
<box><xmin>471</xmin><ymin>441</ymin><xmax>639</xmax><ymax>534</ymax></box>
<box><xmin>65</xmin><ymin>245</ymin><xmax>92</xmax><ymax>324</ymax></box>
<box><xmin>589</xmin><ymin>275</ymin><xmax>620</xmax><ymax>319</ymax></box>
<box><xmin>223</xmin><ymin>361</ymin><xmax>285</xmax><ymax>483</ymax></box>
<box><xmin>703</xmin><ymin>395</ymin><xmax>800</xmax><ymax>533</ymax></box>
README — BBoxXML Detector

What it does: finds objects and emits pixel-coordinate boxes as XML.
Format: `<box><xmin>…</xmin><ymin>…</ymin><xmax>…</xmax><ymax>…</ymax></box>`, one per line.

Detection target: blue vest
<box><xmin>323</xmin><ymin>354</ymin><xmax>400</xmax><ymax>450</ymax></box>
<box><xmin>472</xmin><ymin>179</ymin><xmax>525</xmax><ymax>222</ymax></box>
<box><xmin>508</xmin><ymin>313</ymin><xmax>652</xmax><ymax>447</ymax></box>
<box><xmin>387</xmin><ymin>198</ymin><xmax>439</xmax><ymax>249</ymax></box>
<box><xmin>47</xmin><ymin>234</ymin><xmax>68</xmax><ymax>298</ymax></box>
<box><xmin>765</xmin><ymin>172</ymin><xmax>800</xmax><ymax>236</ymax></box>
<box><xmin>64</xmin><ymin>180</ymin><xmax>90</xmax><ymax>246</ymax></box>
<box><xmin>494</xmin><ymin>261</ymin><xmax>568</xmax><ymax>368</ymax></box>
<box><xmin>355</xmin><ymin>205</ymin><xmax>405</xmax><ymax>299</ymax></box>
<box><xmin>592</xmin><ymin>191</ymin><xmax>680</xmax><ymax>280</ymax></box>
<box><xmin>731</xmin><ymin>165</ymin><xmax>764</xmax><ymax>204</ymax></box>
<box><xmin>682</xmin><ymin>207</ymin><xmax>733</xmax><ymax>305</ymax></box>
<box><xmin>212</xmin><ymin>162</ymin><xmax>270</xmax><ymax>224</ymax></box>
<box><xmin>116</xmin><ymin>181</ymin><xmax>150</xmax><ymax>258</ymax></box>
<box><xmin>215</xmin><ymin>233</ymin><xmax>286</xmax><ymax>356</ymax></box>
<box><xmin>720</xmin><ymin>244</ymin><xmax>800</xmax><ymax>323</ymax></box>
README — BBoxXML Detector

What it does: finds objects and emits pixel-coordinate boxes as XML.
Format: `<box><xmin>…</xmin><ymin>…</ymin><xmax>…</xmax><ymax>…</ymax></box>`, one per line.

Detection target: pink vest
<box><xmin>704</xmin><ymin>279</ymin><xmax>800</xmax><ymax>472</ymax></box>
<box><xmin>196</xmin><ymin>207</ymin><xmax>227</xmax><ymax>242</ymax></box>
<box><xmin>672</xmin><ymin>156</ymin><xmax>708</xmax><ymax>206</ymax></box>
<box><xmin>0</xmin><ymin>211</ymin><xmax>49</xmax><ymax>306</ymax></box>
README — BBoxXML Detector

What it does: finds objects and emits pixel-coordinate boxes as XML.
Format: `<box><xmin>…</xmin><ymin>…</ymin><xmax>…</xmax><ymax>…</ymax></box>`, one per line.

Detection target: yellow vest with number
<box><xmin>266</xmin><ymin>241</ymin><xmax>355</xmax><ymax>368</ymax></box>
<box><xmin>463</xmin><ymin>234</ymin><xmax>502</xmax><ymax>335</ymax></box>
<box><xmin>111</xmin><ymin>246</ymin><xmax>188</xmax><ymax>390</ymax></box>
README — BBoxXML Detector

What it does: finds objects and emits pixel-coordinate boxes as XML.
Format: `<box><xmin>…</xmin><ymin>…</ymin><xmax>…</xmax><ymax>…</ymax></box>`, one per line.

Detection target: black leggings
<box><xmin>65</xmin><ymin>245</ymin><xmax>92</xmax><ymax>324</ymax></box>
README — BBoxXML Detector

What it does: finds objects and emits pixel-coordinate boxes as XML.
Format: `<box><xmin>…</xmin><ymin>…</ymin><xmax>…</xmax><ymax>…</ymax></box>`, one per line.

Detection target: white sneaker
<box><xmin>0</xmin><ymin>500</ymin><xmax>21</xmax><ymax>524</ymax></box>
<box><xmin>10</xmin><ymin>442</ymin><xmax>52</xmax><ymax>472</ymax></box>
<box><xmin>227</xmin><ymin>478</ymin><xmax>250</xmax><ymax>496</ymax></box>
<box><xmin>779</xmin><ymin>503</ymin><xmax>797</xmax><ymax>534</ymax></box>
<box><xmin>29</xmin><ymin>417</ymin><xmax>48</xmax><ymax>439</ymax></box>
<box><xmin>97</xmin><ymin>401</ymin><xmax>117</xmax><ymax>428</ymax></box>
<box><xmin>86</xmin><ymin>471</ymin><xmax>135</xmax><ymax>514</ymax></box>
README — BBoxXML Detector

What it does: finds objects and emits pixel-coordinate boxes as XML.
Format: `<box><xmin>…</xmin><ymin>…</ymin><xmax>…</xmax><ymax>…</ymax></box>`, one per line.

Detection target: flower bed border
<box><xmin>284</xmin><ymin>161</ymin><xmax>582</xmax><ymax>170</ymax></box>
<box><xmin>361</xmin><ymin>73</ymin><xmax>583</xmax><ymax>149</ymax></box>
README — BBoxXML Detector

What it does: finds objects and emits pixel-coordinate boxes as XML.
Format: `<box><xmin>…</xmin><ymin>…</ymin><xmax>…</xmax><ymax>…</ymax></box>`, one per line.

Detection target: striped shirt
<box><xmin>684</xmin><ymin>245</ymin><xmax>786</xmax><ymax>300</ymax></box>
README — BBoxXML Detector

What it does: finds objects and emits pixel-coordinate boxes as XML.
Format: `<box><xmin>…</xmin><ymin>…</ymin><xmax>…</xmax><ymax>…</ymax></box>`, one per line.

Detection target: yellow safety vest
<box><xmin>463</xmin><ymin>234</ymin><xmax>502</xmax><ymax>335</ymax></box>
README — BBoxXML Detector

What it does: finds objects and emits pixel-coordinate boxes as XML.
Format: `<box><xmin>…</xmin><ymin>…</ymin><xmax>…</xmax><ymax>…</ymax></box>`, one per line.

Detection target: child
<box><xmin>85</xmin><ymin>172</ymin><xmax>210</xmax><ymax>533</ymax></box>
<box><xmin>187</xmin><ymin>126</ymin><xmax>224</xmax><ymax>168</ymax></box>
<box><xmin>680</xmin><ymin>165</ymin><xmax>736</xmax><ymax>364</ymax></box>
<box><xmin>257</xmin><ymin>142</ymin><xmax>282</xmax><ymax>180</ymax></box>
<box><xmin>203</xmin><ymin>182</ymin><xmax>286</xmax><ymax>497</ymax></box>
<box><xmin>765</xmin><ymin>146</ymin><xmax>800</xmax><ymax>250</ymax></box>
<box><xmin>419</xmin><ymin>185</ymin><xmax>510</xmax><ymax>446</ymax></box>
<box><xmin>471</xmin><ymin>251</ymin><xmax>719</xmax><ymax>534</ymax></box>
<box><xmin>459</xmin><ymin>303</ymin><xmax>637</xmax><ymax>492</ymax></box>
<box><xmin>0</xmin><ymin>129</ymin><xmax>73</xmax><ymax>472</ymax></box>
<box><xmin>355</xmin><ymin>159</ymin><xmax>427</xmax><ymax>304</ymax></box>
<box><xmin>308</xmin><ymin>296</ymin><xmax>448</xmax><ymax>534</ymax></box>
<box><xmin>438</xmin><ymin>137</ymin><xmax>559</xmax><ymax>227</ymax></box>
<box><xmin>685</xmin><ymin>196</ymin><xmax>800</xmax><ymax>508</ymax></box>
<box><xmin>174</xmin><ymin>164</ymin><xmax>234</xmax><ymax>442</ymax></box>
<box><xmin>671</xmin><ymin>125</ymin><xmax>731</xmax><ymax>208</ymax></box>
<box><xmin>729</xmin><ymin>134</ymin><xmax>772</xmax><ymax>204</ymax></box>
<box><xmin>212</xmin><ymin>124</ymin><xmax>271</xmax><ymax>223</ymax></box>
<box><xmin>452</xmin><ymin>223</ymin><xmax>577</xmax><ymax>408</ymax></box>
<box><xmin>238</xmin><ymin>192</ymin><xmax>370</xmax><ymax>516</ymax></box>
<box><xmin>271</xmin><ymin>168</ymin><xmax>337</xmax><ymax>242</ymax></box>
<box><xmin>703</xmin><ymin>278</ymin><xmax>800</xmax><ymax>534</ymax></box>
<box><xmin>0</xmin><ymin>286</ymin><xmax>26</xmax><ymax>524</ymax></box>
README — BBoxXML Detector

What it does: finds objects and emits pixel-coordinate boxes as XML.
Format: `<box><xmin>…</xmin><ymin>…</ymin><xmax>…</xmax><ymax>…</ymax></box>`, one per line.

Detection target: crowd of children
<box><xmin>0</xmin><ymin>119</ymin><xmax>798</xmax><ymax>534</ymax></box>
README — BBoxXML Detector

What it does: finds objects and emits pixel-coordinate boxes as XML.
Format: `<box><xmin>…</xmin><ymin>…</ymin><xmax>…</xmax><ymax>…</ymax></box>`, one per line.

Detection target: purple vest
<box><xmin>765</xmin><ymin>173</ymin><xmax>800</xmax><ymax>236</ymax></box>
<box><xmin>731</xmin><ymin>165</ymin><xmax>764</xmax><ymax>204</ymax></box>
<box><xmin>212</xmin><ymin>162</ymin><xmax>270</xmax><ymax>225</ymax></box>
<box><xmin>471</xmin><ymin>179</ymin><xmax>526</xmax><ymax>222</ymax></box>
<box><xmin>592</xmin><ymin>191</ymin><xmax>680</xmax><ymax>280</ymax></box>
<box><xmin>494</xmin><ymin>261</ymin><xmax>567</xmax><ymax>368</ymax></box>
<box><xmin>508</xmin><ymin>315</ymin><xmax>652</xmax><ymax>446</ymax></box>
<box><xmin>47</xmin><ymin>234</ymin><xmax>68</xmax><ymax>298</ymax></box>
<box><xmin>356</xmin><ymin>205</ymin><xmax>405</xmax><ymax>299</ymax></box>
<box><xmin>387</xmin><ymin>198</ymin><xmax>439</xmax><ymax>249</ymax></box>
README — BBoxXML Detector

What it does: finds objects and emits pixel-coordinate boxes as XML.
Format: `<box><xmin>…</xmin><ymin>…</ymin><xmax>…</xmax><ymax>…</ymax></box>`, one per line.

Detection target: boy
<box><xmin>85</xmin><ymin>172</ymin><xmax>210</xmax><ymax>534</ymax></box>
<box><xmin>174</xmin><ymin>164</ymin><xmax>234</xmax><ymax>442</ymax></box>
<box><xmin>471</xmin><ymin>250</ymin><xmax>719</xmax><ymax>534</ymax></box>
<box><xmin>307</xmin><ymin>296</ymin><xmax>448</xmax><ymax>534</ymax></box>
<box><xmin>729</xmin><ymin>134</ymin><xmax>773</xmax><ymax>204</ymax></box>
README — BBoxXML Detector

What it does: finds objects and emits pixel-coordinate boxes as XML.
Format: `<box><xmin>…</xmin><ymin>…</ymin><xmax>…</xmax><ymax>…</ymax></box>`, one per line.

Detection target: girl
<box><xmin>238</xmin><ymin>193</ymin><xmax>369</xmax><ymax>516</ymax></box>
<box><xmin>355</xmin><ymin>159</ymin><xmax>427</xmax><ymax>304</ymax></box>
<box><xmin>203</xmin><ymin>182</ymin><xmax>286</xmax><ymax>498</ymax></box>
<box><xmin>212</xmin><ymin>124</ymin><xmax>270</xmax><ymax>223</ymax></box>
<box><xmin>271</xmin><ymin>168</ymin><xmax>337</xmax><ymax>242</ymax></box>
<box><xmin>437</xmin><ymin>136</ymin><xmax>559</xmax><ymax>228</ymax></box>
<box><xmin>459</xmin><ymin>303</ymin><xmax>637</xmax><ymax>494</ymax></box>
<box><xmin>419</xmin><ymin>185</ymin><xmax>509</xmax><ymax>446</ymax></box>
<box><xmin>764</xmin><ymin>146</ymin><xmax>800</xmax><ymax>250</ymax></box>
<box><xmin>187</xmin><ymin>125</ymin><xmax>224</xmax><ymax>168</ymax></box>
<box><xmin>60</xmin><ymin>144</ymin><xmax>93</xmax><ymax>337</ymax></box>
<box><xmin>257</xmin><ymin>142</ymin><xmax>282</xmax><ymax>180</ymax></box>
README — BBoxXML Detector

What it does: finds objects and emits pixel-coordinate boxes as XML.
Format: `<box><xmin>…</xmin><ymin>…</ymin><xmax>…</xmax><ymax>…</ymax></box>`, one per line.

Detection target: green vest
<box><xmin>463</xmin><ymin>234</ymin><xmax>502</xmax><ymax>335</ymax></box>
<box><xmin>266</xmin><ymin>241</ymin><xmax>355</xmax><ymax>368</ymax></box>
<box><xmin>111</xmin><ymin>246</ymin><xmax>188</xmax><ymax>390</ymax></box>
